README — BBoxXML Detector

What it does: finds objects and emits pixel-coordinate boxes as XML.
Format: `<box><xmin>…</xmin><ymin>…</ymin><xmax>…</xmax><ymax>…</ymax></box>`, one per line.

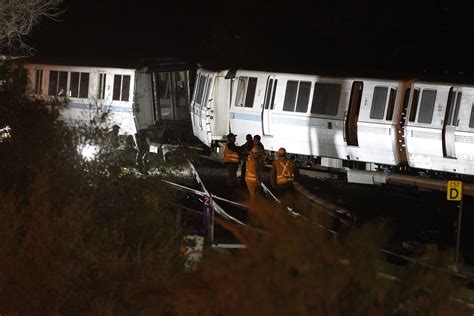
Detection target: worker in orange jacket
<box><xmin>224</xmin><ymin>133</ymin><xmax>240</xmax><ymax>187</ymax></box>
<box><xmin>245</xmin><ymin>145</ymin><xmax>262</xmax><ymax>200</ymax></box>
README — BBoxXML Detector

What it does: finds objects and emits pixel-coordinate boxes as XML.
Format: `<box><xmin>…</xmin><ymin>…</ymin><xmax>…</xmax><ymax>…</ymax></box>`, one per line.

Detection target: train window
<box><xmin>385</xmin><ymin>88</ymin><xmax>397</xmax><ymax>120</ymax></box>
<box><xmin>122</xmin><ymin>75</ymin><xmax>130</xmax><ymax>101</ymax></box>
<box><xmin>408</xmin><ymin>89</ymin><xmax>420</xmax><ymax>122</ymax></box>
<box><xmin>469</xmin><ymin>104</ymin><xmax>474</xmax><ymax>128</ymax></box>
<box><xmin>235</xmin><ymin>77</ymin><xmax>246</xmax><ymax>107</ymax></box>
<box><xmin>203</xmin><ymin>78</ymin><xmax>211</xmax><ymax>107</ymax></box>
<box><xmin>98</xmin><ymin>73</ymin><xmax>106</xmax><ymax>100</ymax></box>
<box><xmin>296</xmin><ymin>81</ymin><xmax>311</xmax><ymax>113</ymax></box>
<box><xmin>417</xmin><ymin>89</ymin><xmax>436</xmax><ymax>124</ymax></box>
<box><xmin>447</xmin><ymin>88</ymin><xmax>462</xmax><ymax>127</ymax></box>
<box><xmin>270</xmin><ymin>79</ymin><xmax>277</xmax><ymax>110</ymax></box>
<box><xmin>311</xmin><ymin>82</ymin><xmax>341</xmax><ymax>115</ymax></box>
<box><xmin>369</xmin><ymin>86</ymin><xmax>388</xmax><ymax>119</ymax></box>
<box><xmin>70</xmin><ymin>72</ymin><xmax>79</xmax><ymax>97</ymax></box>
<box><xmin>196</xmin><ymin>76</ymin><xmax>206</xmax><ymax>105</ymax></box>
<box><xmin>176</xmin><ymin>71</ymin><xmax>190</xmax><ymax>107</ymax></box>
<box><xmin>113</xmin><ymin>74</ymin><xmax>131</xmax><ymax>101</ymax></box>
<box><xmin>34</xmin><ymin>68</ymin><xmax>43</xmax><ymax>94</ymax></box>
<box><xmin>283</xmin><ymin>80</ymin><xmax>298</xmax><ymax>111</ymax></box>
<box><xmin>192</xmin><ymin>74</ymin><xmax>201</xmax><ymax>102</ymax></box>
<box><xmin>48</xmin><ymin>71</ymin><xmax>68</xmax><ymax>96</ymax></box>
<box><xmin>48</xmin><ymin>71</ymin><xmax>58</xmax><ymax>96</ymax></box>
<box><xmin>70</xmin><ymin>72</ymin><xmax>89</xmax><ymax>98</ymax></box>
<box><xmin>245</xmin><ymin>77</ymin><xmax>257</xmax><ymax>108</ymax></box>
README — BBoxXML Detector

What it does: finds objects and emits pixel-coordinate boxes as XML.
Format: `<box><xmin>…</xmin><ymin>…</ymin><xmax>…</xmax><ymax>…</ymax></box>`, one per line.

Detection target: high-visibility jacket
<box><xmin>275</xmin><ymin>159</ymin><xmax>295</xmax><ymax>185</ymax></box>
<box><xmin>245</xmin><ymin>157</ymin><xmax>260</xmax><ymax>183</ymax></box>
<box><xmin>224</xmin><ymin>143</ymin><xmax>239</xmax><ymax>163</ymax></box>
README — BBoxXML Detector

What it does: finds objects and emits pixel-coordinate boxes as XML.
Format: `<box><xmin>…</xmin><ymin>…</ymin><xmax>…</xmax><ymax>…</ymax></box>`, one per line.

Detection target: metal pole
<box><xmin>455</xmin><ymin>192</ymin><xmax>463</xmax><ymax>270</ymax></box>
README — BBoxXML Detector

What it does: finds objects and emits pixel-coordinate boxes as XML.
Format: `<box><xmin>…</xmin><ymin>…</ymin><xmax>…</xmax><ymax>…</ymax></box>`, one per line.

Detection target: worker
<box><xmin>245</xmin><ymin>145</ymin><xmax>262</xmax><ymax>200</ymax></box>
<box><xmin>271</xmin><ymin>147</ymin><xmax>298</xmax><ymax>206</ymax></box>
<box><xmin>109</xmin><ymin>124</ymin><xmax>121</xmax><ymax>149</ymax></box>
<box><xmin>135</xmin><ymin>130</ymin><xmax>150</xmax><ymax>174</ymax></box>
<box><xmin>223</xmin><ymin>133</ymin><xmax>240</xmax><ymax>187</ymax></box>
<box><xmin>240</xmin><ymin>134</ymin><xmax>253</xmax><ymax>186</ymax></box>
<box><xmin>253</xmin><ymin>134</ymin><xmax>265</xmax><ymax>168</ymax></box>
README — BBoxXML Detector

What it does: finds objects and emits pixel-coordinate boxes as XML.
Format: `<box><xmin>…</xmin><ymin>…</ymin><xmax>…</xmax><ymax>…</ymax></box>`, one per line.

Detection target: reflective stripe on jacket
<box><xmin>276</xmin><ymin>159</ymin><xmax>294</xmax><ymax>185</ymax></box>
<box><xmin>245</xmin><ymin>158</ymin><xmax>259</xmax><ymax>182</ymax></box>
<box><xmin>224</xmin><ymin>143</ymin><xmax>239</xmax><ymax>163</ymax></box>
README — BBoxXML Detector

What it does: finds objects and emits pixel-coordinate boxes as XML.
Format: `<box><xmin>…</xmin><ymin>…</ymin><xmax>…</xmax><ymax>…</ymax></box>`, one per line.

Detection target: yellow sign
<box><xmin>447</xmin><ymin>181</ymin><xmax>462</xmax><ymax>201</ymax></box>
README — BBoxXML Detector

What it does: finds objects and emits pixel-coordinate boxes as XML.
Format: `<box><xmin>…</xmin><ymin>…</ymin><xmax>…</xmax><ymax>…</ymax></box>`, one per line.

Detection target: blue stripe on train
<box><xmin>230</xmin><ymin>112</ymin><xmax>260</xmax><ymax>121</ymax></box>
<box><xmin>67</xmin><ymin>102</ymin><xmax>132</xmax><ymax>113</ymax></box>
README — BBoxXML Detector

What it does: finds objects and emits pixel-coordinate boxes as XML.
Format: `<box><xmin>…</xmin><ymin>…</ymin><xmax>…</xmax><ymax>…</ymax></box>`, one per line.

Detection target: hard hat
<box><xmin>277</xmin><ymin>147</ymin><xmax>286</xmax><ymax>155</ymax></box>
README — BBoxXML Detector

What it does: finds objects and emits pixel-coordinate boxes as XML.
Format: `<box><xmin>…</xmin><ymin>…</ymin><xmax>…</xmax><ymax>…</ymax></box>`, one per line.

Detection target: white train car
<box><xmin>404</xmin><ymin>82</ymin><xmax>474</xmax><ymax>175</ymax></box>
<box><xmin>190</xmin><ymin>69</ymin><xmax>231</xmax><ymax>146</ymax></box>
<box><xmin>228</xmin><ymin>70</ymin><xmax>408</xmax><ymax>167</ymax></box>
<box><xmin>192</xmin><ymin>68</ymin><xmax>408</xmax><ymax>167</ymax></box>
<box><xmin>22</xmin><ymin>63</ymin><xmax>137</xmax><ymax>135</ymax></box>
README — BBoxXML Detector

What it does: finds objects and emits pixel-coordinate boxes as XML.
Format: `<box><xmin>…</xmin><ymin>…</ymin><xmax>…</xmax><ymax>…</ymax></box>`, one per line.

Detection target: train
<box><xmin>21</xmin><ymin>60</ymin><xmax>197</xmax><ymax>144</ymax></box>
<box><xmin>190</xmin><ymin>68</ymin><xmax>474</xmax><ymax>188</ymax></box>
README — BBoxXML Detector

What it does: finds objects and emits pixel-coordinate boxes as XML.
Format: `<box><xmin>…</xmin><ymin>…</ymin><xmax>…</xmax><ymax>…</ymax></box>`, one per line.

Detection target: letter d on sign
<box><xmin>447</xmin><ymin>181</ymin><xmax>462</xmax><ymax>201</ymax></box>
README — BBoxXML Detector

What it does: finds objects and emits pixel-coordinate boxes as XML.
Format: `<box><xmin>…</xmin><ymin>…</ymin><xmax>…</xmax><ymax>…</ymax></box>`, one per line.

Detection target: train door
<box><xmin>345</xmin><ymin>81</ymin><xmax>363</xmax><ymax>146</ymax></box>
<box><xmin>200</xmin><ymin>76</ymin><xmax>213</xmax><ymax>140</ymax></box>
<box><xmin>152</xmin><ymin>70</ymin><xmax>191</xmax><ymax>121</ymax></box>
<box><xmin>262</xmin><ymin>76</ymin><xmax>277</xmax><ymax>136</ymax></box>
<box><xmin>442</xmin><ymin>87</ymin><xmax>461</xmax><ymax>158</ymax></box>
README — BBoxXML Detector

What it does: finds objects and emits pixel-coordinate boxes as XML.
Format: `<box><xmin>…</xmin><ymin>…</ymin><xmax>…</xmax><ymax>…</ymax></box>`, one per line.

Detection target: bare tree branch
<box><xmin>0</xmin><ymin>0</ymin><xmax>64</xmax><ymax>54</ymax></box>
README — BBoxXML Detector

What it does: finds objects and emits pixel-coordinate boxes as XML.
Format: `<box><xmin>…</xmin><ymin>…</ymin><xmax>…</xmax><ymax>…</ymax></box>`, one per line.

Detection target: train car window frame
<box><xmin>408</xmin><ymin>88</ymin><xmax>420</xmax><ymax>122</ymax></box>
<box><xmin>385</xmin><ymin>88</ymin><xmax>397</xmax><ymax>121</ymax></box>
<box><xmin>192</xmin><ymin>74</ymin><xmax>201</xmax><ymax>104</ymax></box>
<box><xmin>369</xmin><ymin>86</ymin><xmax>388</xmax><ymax>120</ymax></box>
<box><xmin>235</xmin><ymin>76</ymin><xmax>246</xmax><ymax>107</ymax></box>
<box><xmin>270</xmin><ymin>79</ymin><xmax>278</xmax><ymax>110</ymax></box>
<box><xmin>98</xmin><ymin>73</ymin><xmax>106</xmax><ymax>100</ymax></box>
<box><xmin>469</xmin><ymin>104</ymin><xmax>474</xmax><ymax>128</ymax></box>
<box><xmin>112</xmin><ymin>74</ymin><xmax>131</xmax><ymax>101</ymax></box>
<box><xmin>34</xmin><ymin>68</ymin><xmax>43</xmax><ymax>94</ymax></box>
<box><xmin>70</xmin><ymin>72</ymin><xmax>90</xmax><ymax>98</ymax></box>
<box><xmin>196</xmin><ymin>75</ymin><xmax>206</xmax><ymax>106</ymax></box>
<box><xmin>446</xmin><ymin>88</ymin><xmax>462</xmax><ymax>127</ymax></box>
<box><xmin>176</xmin><ymin>71</ymin><xmax>190</xmax><ymax>107</ymax></box>
<box><xmin>245</xmin><ymin>77</ymin><xmax>258</xmax><ymax>108</ymax></box>
<box><xmin>296</xmin><ymin>81</ymin><xmax>311</xmax><ymax>113</ymax></box>
<box><xmin>283</xmin><ymin>80</ymin><xmax>298</xmax><ymax>112</ymax></box>
<box><xmin>417</xmin><ymin>89</ymin><xmax>437</xmax><ymax>124</ymax></box>
<box><xmin>235</xmin><ymin>76</ymin><xmax>258</xmax><ymax>108</ymax></box>
<box><xmin>311</xmin><ymin>82</ymin><xmax>341</xmax><ymax>116</ymax></box>
<box><xmin>48</xmin><ymin>70</ymin><xmax>68</xmax><ymax>96</ymax></box>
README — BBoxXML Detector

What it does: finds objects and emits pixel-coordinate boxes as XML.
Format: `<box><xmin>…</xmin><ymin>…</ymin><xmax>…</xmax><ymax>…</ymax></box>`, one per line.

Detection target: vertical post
<box><xmin>455</xmin><ymin>192</ymin><xmax>463</xmax><ymax>270</ymax></box>
<box><xmin>210</xmin><ymin>201</ymin><xmax>215</xmax><ymax>245</ymax></box>
<box><xmin>202</xmin><ymin>195</ymin><xmax>214</xmax><ymax>246</ymax></box>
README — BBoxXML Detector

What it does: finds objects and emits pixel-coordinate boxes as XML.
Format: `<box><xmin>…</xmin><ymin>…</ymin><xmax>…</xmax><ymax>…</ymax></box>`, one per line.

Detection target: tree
<box><xmin>0</xmin><ymin>0</ymin><xmax>63</xmax><ymax>54</ymax></box>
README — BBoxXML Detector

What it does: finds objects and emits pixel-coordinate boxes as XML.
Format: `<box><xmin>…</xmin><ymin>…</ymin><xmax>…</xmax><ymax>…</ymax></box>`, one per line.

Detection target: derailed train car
<box><xmin>190</xmin><ymin>67</ymin><xmax>474</xmax><ymax>186</ymax></box>
<box><xmin>23</xmin><ymin>62</ymin><xmax>138</xmax><ymax>135</ymax></box>
<box><xmin>21</xmin><ymin>60</ymin><xmax>197</xmax><ymax>147</ymax></box>
<box><xmin>134</xmin><ymin>61</ymin><xmax>197</xmax><ymax>144</ymax></box>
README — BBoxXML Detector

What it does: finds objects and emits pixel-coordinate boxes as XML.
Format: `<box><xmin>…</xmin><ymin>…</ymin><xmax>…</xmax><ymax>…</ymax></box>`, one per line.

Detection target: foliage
<box><xmin>151</xmin><ymin>199</ymin><xmax>471</xmax><ymax>316</ymax></box>
<box><xmin>0</xmin><ymin>0</ymin><xmax>63</xmax><ymax>54</ymax></box>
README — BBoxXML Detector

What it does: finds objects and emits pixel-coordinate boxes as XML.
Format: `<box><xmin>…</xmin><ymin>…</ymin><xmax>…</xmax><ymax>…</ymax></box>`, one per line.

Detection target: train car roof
<box><xmin>199</xmin><ymin>63</ymin><xmax>474</xmax><ymax>86</ymax></box>
<box><xmin>17</xmin><ymin>56</ymin><xmax>198</xmax><ymax>71</ymax></box>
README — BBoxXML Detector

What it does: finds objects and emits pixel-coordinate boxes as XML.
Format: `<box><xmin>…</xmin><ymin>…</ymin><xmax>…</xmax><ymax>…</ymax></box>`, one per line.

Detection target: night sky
<box><xmin>29</xmin><ymin>0</ymin><xmax>474</xmax><ymax>80</ymax></box>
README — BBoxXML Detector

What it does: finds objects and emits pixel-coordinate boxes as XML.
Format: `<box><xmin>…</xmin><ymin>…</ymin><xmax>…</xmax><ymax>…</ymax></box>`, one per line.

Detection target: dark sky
<box><xmin>29</xmin><ymin>0</ymin><xmax>474</xmax><ymax>79</ymax></box>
